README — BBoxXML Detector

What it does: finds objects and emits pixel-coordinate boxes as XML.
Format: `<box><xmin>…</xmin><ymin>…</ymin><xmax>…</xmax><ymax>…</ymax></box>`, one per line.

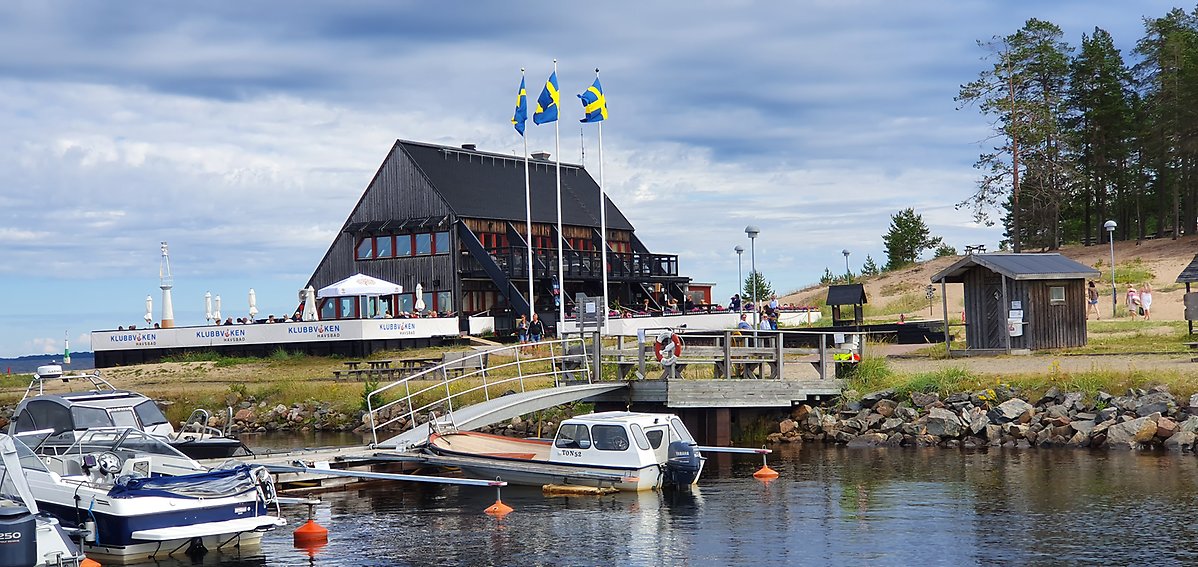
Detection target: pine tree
<box><xmin>742</xmin><ymin>271</ymin><xmax>774</xmax><ymax>304</ymax></box>
<box><xmin>861</xmin><ymin>255</ymin><xmax>880</xmax><ymax>276</ymax></box>
<box><xmin>883</xmin><ymin>208</ymin><xmax>943</xmax><ymax>270</ymax></box>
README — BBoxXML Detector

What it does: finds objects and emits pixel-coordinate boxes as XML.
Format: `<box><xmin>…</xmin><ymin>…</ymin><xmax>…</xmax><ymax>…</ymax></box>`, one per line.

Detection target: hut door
<box><xmin>980</xmin><ymin>274</ymin><xmax>1005</xmax><ymax>349</ymax></box>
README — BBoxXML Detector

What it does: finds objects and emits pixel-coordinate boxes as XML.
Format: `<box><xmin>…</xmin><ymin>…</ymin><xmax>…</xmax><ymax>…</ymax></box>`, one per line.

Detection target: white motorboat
<box><xmin>0</xmin><ymin>435</ymin><xmax>86</xmax><ymax>567</ymax></box>
<box><xmin>13</xmin><ymin>428</ymin><xmax>284</xmax><ymax>564</ymax></box>
<box><xmin>11</xmin><ymin>364</ymin><xmax>246</xmax><ymax>460</ymax></box>
<box><xmin>424</xmin><ymin>411</ymin><xmax>711</xmax><ymax>491</ymax></box>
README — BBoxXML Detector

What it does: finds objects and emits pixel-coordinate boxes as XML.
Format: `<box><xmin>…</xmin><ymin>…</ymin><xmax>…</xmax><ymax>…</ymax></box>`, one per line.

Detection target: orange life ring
<box><xmin>654</xmin><ymin>333</ymin><xmax>684</xmax><ymax>362</ymax></box>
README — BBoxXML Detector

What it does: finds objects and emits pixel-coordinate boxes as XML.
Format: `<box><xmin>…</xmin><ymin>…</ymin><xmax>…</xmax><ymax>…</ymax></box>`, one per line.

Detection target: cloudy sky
<box><xmin>0</xmin><ymin>1</ymin><xmax>1182</xmax><ymax>357</ymax></box>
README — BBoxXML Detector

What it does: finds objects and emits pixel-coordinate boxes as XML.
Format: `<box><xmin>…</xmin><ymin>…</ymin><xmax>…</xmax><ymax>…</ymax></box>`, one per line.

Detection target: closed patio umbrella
<box><xmin>144</xmin><ymin>296</ymin><xmax>153</xmax><ymax>326</ymax></box>
<box><xmin>414</xmin><ymin>283</ymin><xmax>425</xmax><ymax>313</ymax></box>
<box><xmin>303</xmin><ymin>286</ymin><xmax>318</xmax><ymax>321</ymax></box>
<box><xmin>213</xmin><ymin>295</ymin><xmax>222</xmax><ymax>323</ymax></box>
<box><xmin>249</xmin><ymin>289</ymin><xmax>259</xmax><ymax>321</ymax></box>
<box><xmin>204</xmin><ymin>292</ymin><xmax>213</xmax><ymax>323</ymax></box>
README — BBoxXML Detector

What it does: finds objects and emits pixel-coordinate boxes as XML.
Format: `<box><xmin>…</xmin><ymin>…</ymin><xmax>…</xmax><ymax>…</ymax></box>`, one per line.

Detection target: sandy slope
<box><xmin>780</xmin><ymin>234</ymin><xmax>1198</xmax><ymax>322</ymax></box>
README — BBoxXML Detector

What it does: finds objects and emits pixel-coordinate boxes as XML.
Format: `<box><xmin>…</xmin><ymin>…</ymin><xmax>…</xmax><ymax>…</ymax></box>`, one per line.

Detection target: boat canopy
<box><xmin>109</xmin><ymin>463</ymin><xmax>261</xmax><ymax>500</ymax></box>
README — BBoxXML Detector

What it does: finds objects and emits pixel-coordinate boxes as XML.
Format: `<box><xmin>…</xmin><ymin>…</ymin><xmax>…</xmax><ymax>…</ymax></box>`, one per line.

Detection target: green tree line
<box><xmin>958</xmin><ymin>8</ymin><xmax>1198</xmax><ymax>251</ymax></box>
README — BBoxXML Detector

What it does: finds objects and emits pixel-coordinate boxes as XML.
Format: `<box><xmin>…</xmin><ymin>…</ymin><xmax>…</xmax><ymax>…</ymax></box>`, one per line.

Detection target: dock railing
<box><xmin>606</xmin><ymin>328</ymin><xmax>865</xmax><ymax>380</ymax></box>
<box><xmin>365</xmin><ymin>336</ymin><xmax>595</xmax><ymax>446</ymax></box>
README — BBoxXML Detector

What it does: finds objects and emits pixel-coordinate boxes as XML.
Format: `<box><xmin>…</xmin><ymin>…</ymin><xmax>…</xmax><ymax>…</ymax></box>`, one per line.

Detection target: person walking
<box><xmin>1087</xmin><ymin>281</ymin><xmax>1100</xmax><ymax>320</ymax></box>
<box><xmin>1140</xmin><ymin>283</ymin><xmax>1153</xmax><ymax>320</ymax></box>
<box><xmin>1125</xmin><ymin>285</ymin><xmax>1140</xmax><ymax>320</ymax></box>
<box><xmin>528</xmin><ymin>314</ymin><xmax>545</xmax><ymax>343</ymax></box>
<box><xmin>516</xmin><ymin>314</ymin><xmax>529</xmax><ymax>346</ymax></box>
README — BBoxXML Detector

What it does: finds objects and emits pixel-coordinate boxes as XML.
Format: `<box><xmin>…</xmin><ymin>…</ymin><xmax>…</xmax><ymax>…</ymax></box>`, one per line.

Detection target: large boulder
<box><xmin>861</xmin><ymin>389</ymin><xmax>897</xmax><ymax>407</ymax></box>
<box><xmin>1135</xmin><ymin>392</ymin><xmax>1177</xmax><ymax>417</ymax></box>
<box><xmin>925</xmin><ymin>407</ymin><xmax>963</xmax><ymax>438</ymax></box>
<box><xmin>873</xmin><ymin>399</ymin><xmax>899</xmax><ymax>418</ymax></box>
<box><xmin>846</xmin><ymin>432</ymin><xmax>892</xmax><ymax>447</ymax></box>
<box><xmin>910</xmin><ymin>391</ymin><xmax>940</xmax><ymax>408</ymax></box>
<box><xmin>879</xmin><ymin>418</ymin><xmax>905</xmax><ymax>433</ymax></box>
<box><xmin>1164</xmin><ymin>431</ymin><xmax>1197</xmax><ymax>452</ymax></box>
<box><xmin>779</xmin><ymin>419</ymin><xmax>797</xmax><ymax>435</ymax></box>
<box><xmin>1104</xmin><ymin>414</ymin><xmax>1160</xmax><ymax>449</ymax></box>
<box><xmin>988</xmin><ymin>398</ymin><xmax>1034</xmax><ymax>424</ymax></box>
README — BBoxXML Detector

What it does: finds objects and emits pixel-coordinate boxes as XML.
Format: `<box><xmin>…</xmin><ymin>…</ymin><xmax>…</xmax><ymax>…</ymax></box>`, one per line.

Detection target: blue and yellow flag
<box><xmin>533</xmin><ymin>71</ymin><xmax>559</xmax><ymax>125</ymax></box>
<box><xmin>578</xmin><ymin>77</ymin><xmax>607</xmax><ymax>123</ymax></box>
<box><xmin>512</xmin><ymin>76</ymin><xmax>528</xmax><ymax>136</ymax></box>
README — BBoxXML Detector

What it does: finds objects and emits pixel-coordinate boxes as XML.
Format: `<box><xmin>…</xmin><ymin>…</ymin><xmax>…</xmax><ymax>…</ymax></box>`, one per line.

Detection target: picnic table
<box><xmin>343</xmin><ymin>361</ymin><xmax>363</xmax><ymax>370</ymax></box>
<box><xmin>397</xmin><ymin>357</ymin><xmax>441</xmax><ymax>373</ymax></box>
<box><xmin>367</xmin><ymin>360</ymin><xmax>393</xmax><ymax>370</ymax></box>
<box><xmin>1185</xmin><ymin>342</ymin><xmax>1198</xmax><ymax>362</ymax></box>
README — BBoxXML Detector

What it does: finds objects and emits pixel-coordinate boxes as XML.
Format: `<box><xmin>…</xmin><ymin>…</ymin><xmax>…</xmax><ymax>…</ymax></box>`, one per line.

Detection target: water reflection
<box><xmin>121</xmin><ymin>444</ymin><xmax>1198</xmax><ymax>566</ymax></box>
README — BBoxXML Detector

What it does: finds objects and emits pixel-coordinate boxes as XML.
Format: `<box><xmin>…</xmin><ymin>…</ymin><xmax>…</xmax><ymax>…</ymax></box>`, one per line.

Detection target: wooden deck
<box><xmin>576</xmin><ymin>378</ymin><xmax>843</xmax><ymax>408</ymax></box>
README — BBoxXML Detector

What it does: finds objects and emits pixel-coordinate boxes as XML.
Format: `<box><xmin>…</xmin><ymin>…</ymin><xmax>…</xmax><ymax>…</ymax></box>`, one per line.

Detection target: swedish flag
<box><xmin>578</xmin><ymin>77</ymin><xmax>607</xmax><ymax>123</ymax></box>
<box><xmin>533</xmin><ymin>71</ymin><xmax>559</xmax><ymax>125</ymax></box>
<box><xmin>512</xmin><ymin>76</ymin><xmax>528</xmax><ymax>136</ymax></box>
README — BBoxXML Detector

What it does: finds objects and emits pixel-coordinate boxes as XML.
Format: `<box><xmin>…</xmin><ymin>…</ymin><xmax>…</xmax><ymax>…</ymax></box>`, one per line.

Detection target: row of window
<box><xmin>554</xmin><ymin>423</ymin><xmax>670</xmax><ymax>452</ymax></box>
<box><xmin>319</xmin><ymin>292</ymin><xmax>453</xmax><ymax>319</ymax></box>
<box><xmin>357</xmin><ymin>231</ymin><xmax>451</xmax><ymax>261</ymax></box>
<box><xmin>477</xmin><ymin>233</ymin><xmax>633</xmax><ymax>254</ymax></box>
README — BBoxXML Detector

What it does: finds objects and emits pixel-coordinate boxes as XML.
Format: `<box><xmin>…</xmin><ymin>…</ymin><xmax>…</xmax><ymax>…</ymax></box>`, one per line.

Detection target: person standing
<box><xmin>1125</xmin><ymin>285</ymin><xmax>1140</xmax><ymax>320</ymax></box>
<box><xmin>516</xmin><ymin>314</ymin><xmax>529</xmax><ymax>345</ymax></box>
<box><xmin>528</xmin><ymin>314</ymin><xmax>545</xmax><ymax>343</ymax></box>
<box><xmin>1140</xmin><ymin>283</ymin><xmax>1153</xmax><ymax>320</ymax></box>
<box><xmin>1087</xmin><ymin>281</ymin><xmax>1100</xmax><ymax>320</ymax></box>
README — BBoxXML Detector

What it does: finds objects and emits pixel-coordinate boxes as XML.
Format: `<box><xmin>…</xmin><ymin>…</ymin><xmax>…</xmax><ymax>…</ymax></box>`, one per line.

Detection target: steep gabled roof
<box><xmin>397</xmin><ymin>140</ymin><xmax>635</xmax><ymax>231</ymax></box>
<box><xmin>931</xmin><ymin>253</ymin><xmax>1100</xmax><ymax>283</ymax></box>
<box><xmin>1178</xmin><ymin>254</ymin><xmax>1198</xmax><ymax>283</ymax></box>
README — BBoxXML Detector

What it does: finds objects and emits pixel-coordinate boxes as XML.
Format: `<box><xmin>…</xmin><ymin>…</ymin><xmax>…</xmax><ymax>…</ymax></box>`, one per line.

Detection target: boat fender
<box><xmin>254</xmin><ymin>467</ymin><xmax>277</xmax><ymax>503</ymax></box>
<box><xmin>654</xmin><ymin>332</ymin><xmax>683</xmax><ymax>365</ymax></box>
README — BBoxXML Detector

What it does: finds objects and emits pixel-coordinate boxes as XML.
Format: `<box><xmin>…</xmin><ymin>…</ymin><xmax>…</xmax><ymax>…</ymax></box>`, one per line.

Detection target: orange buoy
<box><xmin>754</xmin><ymin>464</ymin><xmax>779</xmax><ymax>479</ymax></box>
<box><xmin>485</xmin><ymin>499</ymin><xmax>514</xmax><ymax>517</ymax></box>
<box><xmin>485</xmin><ymin>483</ymin><xmax>514</xmax><ymax>517</ymax></box>
<box><xmin>294</xmin><ymin>518</ymin><xmax>329</xmax><ymax>545</ymax></box>
<box><xmin>81</xmin><ymin>558</ymin><xmax>103</xmax><ymax>567</ymax></box>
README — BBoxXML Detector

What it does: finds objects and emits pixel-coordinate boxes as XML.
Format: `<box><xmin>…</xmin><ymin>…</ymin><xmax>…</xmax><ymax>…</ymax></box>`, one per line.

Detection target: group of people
<box><xmin>515</xmin><ymin>313</ymin><xmax>546</xmax><ymax>348</ymax></box>
<box><xmin>729</xmin><ymin>294</ymin><xmax>781</xmax><ymax>330</ymax></box>
<box><xmin>1087</xmin><ymin>280</ymin><xmax>1153</xmax><ymax>320</ymax></box>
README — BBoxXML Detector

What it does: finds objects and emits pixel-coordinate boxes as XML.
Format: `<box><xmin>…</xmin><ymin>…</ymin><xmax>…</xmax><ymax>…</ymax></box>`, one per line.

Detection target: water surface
<box><xmin>126</xmin><ymin>445</ymin><xmax>1198</xmax><ymax>566</ymax></box>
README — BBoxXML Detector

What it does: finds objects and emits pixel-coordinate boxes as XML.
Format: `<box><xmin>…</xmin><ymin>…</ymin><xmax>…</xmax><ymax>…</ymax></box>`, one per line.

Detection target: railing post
<box><xmin>515</xmin><ymin>344</ymin><xmax>525</xmax><ymax>393</ymax></box>
<box><xmin>638</xmin><ymin>331</ymin><xmax>646</xmax><ymax>378</ymax></box>
<box><xmin>722</xmin><ymin>330</ymin><xmax>732</xmax><ymax>379</ymax></box>
<box><xmin>818</xmin><ymin>335</ymin><xmax>827</xmax><ymax>380</ymax></box>
<box><xmin>405</xmin><ymin>381</ymin><xmax>415</xmax><ymax>431</ymax></box>
<box><xmin>775</xmin><ymin>329</ymin><xmax>784</xmax><ymax>380</ymax></box>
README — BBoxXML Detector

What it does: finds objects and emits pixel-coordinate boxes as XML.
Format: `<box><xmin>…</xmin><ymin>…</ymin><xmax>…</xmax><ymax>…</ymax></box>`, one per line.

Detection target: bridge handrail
<box><xmin>367</xmin><ymin>336</ymin><xmax>594</xmax><ymax>446</ymax></box>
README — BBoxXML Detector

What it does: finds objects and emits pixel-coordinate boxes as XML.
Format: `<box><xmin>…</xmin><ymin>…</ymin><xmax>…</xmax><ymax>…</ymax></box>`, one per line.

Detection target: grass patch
<box><xmin>864</xmin><ymin>292</ymin><xmax>932</xmax><ymax>318</ymax></box>
<box><xmin>163</xmin><ymin>351</ymin><xmax>259</xmax><ymax>367</ymax></box>
<box><xmin>1092</xmin><ymin>257</ymin><xmax>1155</xmax><ymax>286</ymax></box>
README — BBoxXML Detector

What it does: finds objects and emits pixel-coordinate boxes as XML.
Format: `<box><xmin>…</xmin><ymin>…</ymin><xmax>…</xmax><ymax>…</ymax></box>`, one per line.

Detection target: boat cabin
<box><xmin>550</xmin><ymin>412</ymin><xmax>696</xmax><ymax>470</ymax></box>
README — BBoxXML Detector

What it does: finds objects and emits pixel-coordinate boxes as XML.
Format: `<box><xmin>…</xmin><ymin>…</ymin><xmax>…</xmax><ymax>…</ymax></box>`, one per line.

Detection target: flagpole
<box><xmin>554</xmin><ymin>59</ymin><xmax>566</xmax><ymax>335</ymax></box>
<box><xmin>596</xmin><ymin>70</ymin><xmax>609</xmax><ymax>335</ymax></box>
<box><xmin>522</xmin><ymin>69</ymin><xmax>535</xmax><ymax>320</ymax></box>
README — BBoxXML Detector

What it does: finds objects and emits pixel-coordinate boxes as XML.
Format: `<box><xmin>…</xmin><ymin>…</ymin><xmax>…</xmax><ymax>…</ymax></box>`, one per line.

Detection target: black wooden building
<box><xmin>305</xmin><ymin>140</ymin><xmax>690</xmax><ymax>331</ymax></box>
<box><xmin>931</xmin><ymin>253</ymin><xmax>1099</xmax><ymax>352</ymax></box>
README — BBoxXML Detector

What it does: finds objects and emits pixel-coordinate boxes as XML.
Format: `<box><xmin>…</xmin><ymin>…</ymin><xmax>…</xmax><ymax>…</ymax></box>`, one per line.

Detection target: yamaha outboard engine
<box><xmin>0</xmin><ymin>506</ymin><xmax>35</xmax><ymax>567</ymax></box>
<box><xmin>664</xmin><ymin>441</ymin><xmax>702</xmax><ymax>486</ymax></box>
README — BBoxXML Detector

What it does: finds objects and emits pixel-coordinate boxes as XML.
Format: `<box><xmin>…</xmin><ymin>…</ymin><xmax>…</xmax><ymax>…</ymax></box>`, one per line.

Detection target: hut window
<box><xmin>1049</xmin><ymin>286</ymin><xmax>1066</xmax><ymax>305</ymax></box>
<box><xmin>415</xmin><ymin>233</ymin><xmax>432</xmax><ymax>255</ymax></box>
<box><xmin>356</xmin><ymin>238</ymin><xmax>373</xmax><ymax>260</ymax></box>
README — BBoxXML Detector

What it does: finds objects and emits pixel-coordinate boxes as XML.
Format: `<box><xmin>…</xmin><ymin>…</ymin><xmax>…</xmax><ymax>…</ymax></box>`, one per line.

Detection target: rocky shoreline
<box><xmin>768</xmin><ymin>385</ymin><xmax>1198</xmax><ymax>451</ymax></box>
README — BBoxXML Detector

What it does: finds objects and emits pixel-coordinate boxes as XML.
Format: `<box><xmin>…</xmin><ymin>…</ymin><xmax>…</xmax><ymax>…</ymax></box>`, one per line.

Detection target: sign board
<box><xmin>1185</xmin><ymin>292</ymin><xmax>1198</xmax><ymax>320</ymax></box>
<box><xmin>1010</xmin><ymin>301</ymin><xmax>1022</xmax><ymax>310</ymax></box>
<box><xmin>1008</xmin><ymin>310</ymin><xmax>1023</xmax><ymax>321</ymax></box>
<box><xmin>575</xmin><ymin>293</ymin><xmax>605</xmax><ymax>330</ymax></box>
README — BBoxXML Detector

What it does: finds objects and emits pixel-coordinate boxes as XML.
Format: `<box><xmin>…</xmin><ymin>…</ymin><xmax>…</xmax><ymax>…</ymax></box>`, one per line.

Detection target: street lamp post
<box><xmin>734</xmin><ymin>245</ymin><xmax>744</xmax><ymax>312</ymax></box>
<box><xmin>842</xmin><ymin>249</ymin><xmax>850</xmax><ymax>279</ymax></box>
<box><xmin>1104</xmin><ymin>220</ymin><xmax>1117</xmax><ymax>318</ymax></box>
<box><xmin>745</xmin><ymin>225</ymin><xmax>760</xmax><ymax>328</ymax></box>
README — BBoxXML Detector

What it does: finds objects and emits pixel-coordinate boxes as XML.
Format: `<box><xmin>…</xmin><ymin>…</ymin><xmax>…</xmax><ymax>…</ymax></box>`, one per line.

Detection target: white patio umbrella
<box><xmin>248</xmin><ymin>288</ymin><xmax>259</xmax><ymax>321</ymax></box>
<box><xmin>213</xmin><ymin>295</ymin><xmax>222</xmax><ymax>322</ymax></box>
<box><xmin>414</xmin><ymin>283</ymin><xmax>426</xmax><ymax>313</ymax></box>
<box><xmin>144</xmin><ymin>296</ymin><xmax>153</xmax><ymax>326</ymax></box>
<box><xmin>302</xmin><ymin>286</ymin><xmax>318</xmax><ymax>321</ymax></box>
<box><xmin>204</xmin><ymin>292</ymin><xmax>213</xmax><ymax>323</ymax></box>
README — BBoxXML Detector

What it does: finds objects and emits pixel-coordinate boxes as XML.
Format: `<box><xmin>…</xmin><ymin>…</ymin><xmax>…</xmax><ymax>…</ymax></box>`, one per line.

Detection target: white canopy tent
<box><xmin>316</xmin><ymin>273</ymin><xmax>403</xmax><ymax>298</ymax></box>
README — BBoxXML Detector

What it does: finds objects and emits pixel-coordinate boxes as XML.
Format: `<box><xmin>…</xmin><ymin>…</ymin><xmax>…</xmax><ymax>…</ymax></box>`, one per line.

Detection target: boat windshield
<box><xmin>670</xmin><ymin>417</ymin><xmax>696</xmax><ymax>444</ymax></box>
<box><xmin>47</xmin><ymin>428</ymin><xmax>190</xmax><ymax>460</ymax></box>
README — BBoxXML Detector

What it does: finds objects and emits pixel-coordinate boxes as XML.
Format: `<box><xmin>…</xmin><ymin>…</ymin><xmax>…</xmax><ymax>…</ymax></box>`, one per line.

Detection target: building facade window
<box><xmin>356</xmin><ymin>230</ymin><xmax>449</xmax><ymax>261</ymax></box>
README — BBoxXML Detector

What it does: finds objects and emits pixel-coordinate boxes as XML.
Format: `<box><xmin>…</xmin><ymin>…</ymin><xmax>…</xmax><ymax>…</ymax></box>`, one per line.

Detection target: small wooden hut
<box><xmin>826</xmin><ymin>284</ymin><xmax>867</xmax><ymax>326</ymax></box>
<box><xmin>1177</xmin><ymin>253</ymin><xmax>1198</xmax><ymax>335</ymax></box>
<box><xmin>931</xmin><ymin>253</ymin><xmax>1099</xmax><ymax>353</ymax></box>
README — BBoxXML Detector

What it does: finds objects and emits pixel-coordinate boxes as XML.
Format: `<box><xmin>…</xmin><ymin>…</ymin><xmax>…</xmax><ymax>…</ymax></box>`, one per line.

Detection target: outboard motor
<box><xmin>0</xmin><ymin>506</ymin><xmax>35</xmax><ymax>567</ymax></box>
<box><xmin>664</xmin><ymin>441</ymin><xmax>702</xmax><ymax>486</ymax></box>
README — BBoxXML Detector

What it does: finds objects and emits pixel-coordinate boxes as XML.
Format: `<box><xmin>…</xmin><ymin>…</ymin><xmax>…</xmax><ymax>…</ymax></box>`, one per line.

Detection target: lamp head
<box><xmin>1103</xmin><ymin>220</ymin><xmax>1117</xmax><ymax>232</ymax></box>
<box><xmin>745</xmin><ymin>225</ymin><xmax>760</xmax><ymax>239</ymax></box>
<box><xmin>734</xmin><ymin>245</ymin><xmax>744</xmax><ymax>255</ymax></box>
<box><xmin>842</xmin><ymin>249</ymin><xmax>850</xmax><ymax>257</ymax></box>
